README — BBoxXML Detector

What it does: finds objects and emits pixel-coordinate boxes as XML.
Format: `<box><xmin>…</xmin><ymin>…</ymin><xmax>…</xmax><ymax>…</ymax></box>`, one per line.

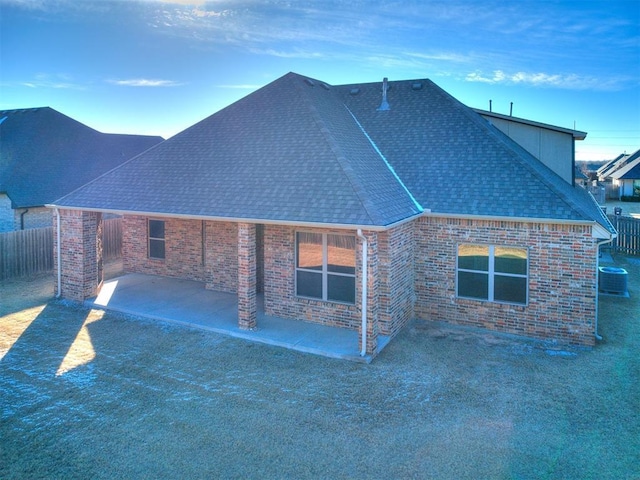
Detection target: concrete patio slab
<box><xmin>88</xmin><ymin>273</ymin><xmax>389</xmax><ymax>362</ymax></box>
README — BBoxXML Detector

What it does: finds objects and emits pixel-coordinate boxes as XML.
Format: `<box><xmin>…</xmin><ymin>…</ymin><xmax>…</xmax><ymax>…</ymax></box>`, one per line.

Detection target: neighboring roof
<box><xmin>53</xmin><ymin>72</ymin><xmax>613</xmax><ymax>234</ymax></box>
<box><xmin>596</xmin><ymin>153</ymin><xmax>626</xmax><ymax>176</ymax></box>
<box><xmin>597</xmin><ymin>149</ymin><xmax>640</xmax><ymax>179</ymax></box>
<box><xmin>609</xmin><ymin>154</ymin><xmax>640</xmax><ymax>180</ymax></box>
<box><xmin>474</xmin><ymin>109</ymin><xmax>587</xmax><ymax>140</ymax></box>
<box><xmin>0</xmin><ymin>107</ymin><xmax>163</xmax><ymax>208</ymax></box>
<box><xmin>604</xmin><ymin>149</ymin><xmax>640</xmax><ymax>180</ymax></box>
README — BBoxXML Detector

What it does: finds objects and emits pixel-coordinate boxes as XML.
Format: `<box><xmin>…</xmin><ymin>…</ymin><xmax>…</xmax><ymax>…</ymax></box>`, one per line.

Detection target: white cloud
<box><xmin>19</xmin><ymin>73</ymin><xmax>85</xmax><ymax>90</ymax></box>
<box><xmin>109</xmin><ymin>78</ymin><xmax>183</xmax><ymax>87</ymax></box>
<box><xmin>465</xmin><ymin>70</ymin><xmax>627</xmax><ymax>91</ymax></box>
<box><xmin>405</xmin><ymin>51</ymin><xmax>473</xmax><ymax>63</ymax></box>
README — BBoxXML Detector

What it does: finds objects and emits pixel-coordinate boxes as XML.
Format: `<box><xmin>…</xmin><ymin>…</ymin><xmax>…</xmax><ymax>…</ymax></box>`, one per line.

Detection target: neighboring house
<box><xmin>474</xmin><ymin>109</ymin><xmax>587</xmax><ymax>186</ymax></box>
<box><xmin>0</xmin><ymin>107</ymin><xmax>163</xmax><ymax>232</ymax></box>
<box><xmin>608</xmin><ymin>149</ymin><xmax>640</xmax><ymax>199</ymax></box>
<box><xmin>597</xmin><ymin>152</ymin><xmax>632</xmax><ymax>182</ymax></box>
<box><xmin>49</xmin><ymin>72</ymin><xmax>615</xmax><ymax>358</ymax></box>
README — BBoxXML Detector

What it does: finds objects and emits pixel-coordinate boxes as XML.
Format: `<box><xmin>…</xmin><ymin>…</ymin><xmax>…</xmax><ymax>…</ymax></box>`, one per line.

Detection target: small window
<box><xmin>457</xmin><ymin>244</ymin><xmax>528</xmax><ymax>305</ymax></box>
<box><xmin>148</xmin><ymin>219</ymin><xmax>165</xmax><ymax>259</ymax></box>
<box><xmin>296</xmin><ymin>232</ymin><xmax>356</xmax><ymax>304</ymax></box>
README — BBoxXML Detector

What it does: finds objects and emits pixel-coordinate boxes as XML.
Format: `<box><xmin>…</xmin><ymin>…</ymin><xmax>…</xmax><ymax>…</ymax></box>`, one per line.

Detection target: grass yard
<box><xmin>1</xmin><ymin>257</ymin><xmax>639</xmax><ymax>479</ymax></box>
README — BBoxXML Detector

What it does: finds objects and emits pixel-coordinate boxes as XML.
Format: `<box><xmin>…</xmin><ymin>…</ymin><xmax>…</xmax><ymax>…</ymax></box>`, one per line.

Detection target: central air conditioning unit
<box><xmin>599</xmin><ymin>267</ymin><xmax>629</xmax><ymax>296</ymax></box>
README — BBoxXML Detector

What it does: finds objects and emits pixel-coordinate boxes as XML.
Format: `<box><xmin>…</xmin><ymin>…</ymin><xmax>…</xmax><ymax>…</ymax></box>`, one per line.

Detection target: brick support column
<box><xmin>237</xmin><ymin>222</ymin><xmax>257</xmax><ymax>330</ymax></box>
<box><xmin>358</xmin><ymin>231</ymin><xmax>379</xmax><ymax>356</ymax></box>
<box><xmin>54</xmin><ymin>209</ymin><xmax>103</xmax><ymax>302</ymax></box>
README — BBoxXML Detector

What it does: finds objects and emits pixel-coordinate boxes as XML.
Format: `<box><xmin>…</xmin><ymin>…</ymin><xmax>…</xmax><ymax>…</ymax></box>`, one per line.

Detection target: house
<box><xmin>0</xmin><ymin>107</ymin><xmax>163</xmax><ymax>232</ymax></box>
<box><xmin>597</xmin><ymin>152</ymin><xmax>631</xmax><ymax>182</ymax></box>
<box><xmin>608</xmin><ymin>149</ymin><xmax>640</xmax><ymax>199</ymax></box>
<box><xmin>48</xmin><ymin>72</ymin><xmax>616</xmax><ymax>358</ymax></box>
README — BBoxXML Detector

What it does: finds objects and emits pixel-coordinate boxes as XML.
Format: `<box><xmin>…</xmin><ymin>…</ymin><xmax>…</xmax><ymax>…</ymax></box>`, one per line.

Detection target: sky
<box><xmin>1</xmin><ymin>0</ymin><xmax>638</xmax><ymax>161</ymax></box>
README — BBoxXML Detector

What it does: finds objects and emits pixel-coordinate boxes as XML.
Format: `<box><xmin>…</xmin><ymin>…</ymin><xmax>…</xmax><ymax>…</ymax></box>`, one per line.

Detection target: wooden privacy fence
<box><xmin>609</xmin><ymin>215</ymin><xmax>640</xmax><ymax>256</ymax></box>
<box><xmin>0</xmin><ymin>227</ymin><xmax>53</xmax><ymax>280</ymax></box>
<box><xmin>0</xmin><ymin>217</ymin><xmax>122</xmax><ymax>280</ymax></box>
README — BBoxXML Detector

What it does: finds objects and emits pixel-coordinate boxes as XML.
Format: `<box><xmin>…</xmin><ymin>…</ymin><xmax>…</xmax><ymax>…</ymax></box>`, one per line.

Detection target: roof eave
<box><xmin>423</xmin><ymin>211</ymin><xmax>615</xmax><ymax>239</ymax></box>
<box><xmin>45</xmin><ymin>204</ymin><xmax>426</xmax><ymax>232</ymax></box>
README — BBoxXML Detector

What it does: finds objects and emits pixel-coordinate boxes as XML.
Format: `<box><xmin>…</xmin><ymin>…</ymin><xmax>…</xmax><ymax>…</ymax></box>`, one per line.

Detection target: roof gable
<box><xmin>0</xmin><ymin>107</ymin><xmax>163</xmax><ymax>208</ymax></box>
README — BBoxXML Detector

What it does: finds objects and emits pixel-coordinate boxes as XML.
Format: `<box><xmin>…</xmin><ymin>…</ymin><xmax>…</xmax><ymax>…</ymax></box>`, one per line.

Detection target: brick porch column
<box><xmin>237</xmin><ymin>222</ymin><xmax>257</xmax><ymax>330</ymax></box>
<box><xmin>54</xmin><ymin>209</ymin><xmax>103</xmax><ymax>302</ymax></box>
<box><xmin>358</xmin><ymin>231</ymin><xmax>379</xmax><ymax>356</ymax></box>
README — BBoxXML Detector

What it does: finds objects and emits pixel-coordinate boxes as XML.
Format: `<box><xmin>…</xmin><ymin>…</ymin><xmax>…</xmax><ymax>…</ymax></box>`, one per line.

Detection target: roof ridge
<box><xmin>293</xmin><ymin>75</ymin><xmax>385</xmax><ymax>225</ymax></box>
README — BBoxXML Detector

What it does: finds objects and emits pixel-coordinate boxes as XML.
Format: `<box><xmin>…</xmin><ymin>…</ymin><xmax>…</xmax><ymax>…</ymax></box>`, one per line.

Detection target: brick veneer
<box><xmin>263</xmin><ymin>225</ymin><xmax>382</xmax><ymax>355</ymax></box>
<box><xmin>264</xmin><ymin>225</ymin><xmax>360</xmax><ymax>328</ymax></box>
<box><xmin>237</xmin><ymin>223</ymin><xmax>257</xmax><ymax>329</ymax></box>
<box><xmin>204</xmin><ymin>221</ymin><xmax>238</xmax><ymax>293</ymax></box>
<box><xmin>378</xmin><ymin>221</ymin><xmax>415</xmax><ymax>338</ymax></box>
<box><xmin>123</xmin><ymin>216</ymin><xmax>205</xmax><ymax>282</ymax></box>
<box><xmin>414</xmin><ymin>216</ymin><xmax>599</xmax><ymax>346</ymax></box>
<box><xmin>54</xmin><ymin>209</ymin><xmax>103</xmax><ymax>302</ymax></box>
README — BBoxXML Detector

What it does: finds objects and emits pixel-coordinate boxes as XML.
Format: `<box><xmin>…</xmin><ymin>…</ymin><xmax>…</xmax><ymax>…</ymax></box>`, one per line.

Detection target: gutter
<box><xmin>45</xmin><ymin>204</ymin><xmax>427</xmax><ymax>233</ymax></box>
<box><xmin>357</xmin><ymin>229</ymin><xmax>368</xmax><ymax>357</ymax></box>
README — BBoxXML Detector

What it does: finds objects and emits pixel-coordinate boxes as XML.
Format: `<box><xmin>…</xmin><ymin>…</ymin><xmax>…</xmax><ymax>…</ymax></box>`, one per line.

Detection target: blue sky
<box><xmin>1</xmin><ymin>0</ymin><xmax>638</xmax><ymax>161</ymax></box>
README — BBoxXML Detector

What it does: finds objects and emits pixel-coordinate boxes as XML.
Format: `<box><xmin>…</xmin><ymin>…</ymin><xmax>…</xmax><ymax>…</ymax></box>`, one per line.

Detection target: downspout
<box><xmin>55</xmin><ymin>208</ymin><xmax>62</xmax><ymax>298</ymax></box>
<box><xmin>20</xmin><ymin>208</ymin><xmax>29</xmax><ymax>230</ymax></box>
<box><xmin>357</xmin><ymin>229</ymin><xmax>368</xmax><ymax>357</ymax></box>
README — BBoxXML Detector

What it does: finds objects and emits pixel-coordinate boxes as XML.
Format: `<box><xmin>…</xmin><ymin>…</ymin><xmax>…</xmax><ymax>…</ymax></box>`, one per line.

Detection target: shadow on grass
<box><xmin>0</xmin><ymin>302</ymin><xmax>99</xmax><ymax>378</ymax></box>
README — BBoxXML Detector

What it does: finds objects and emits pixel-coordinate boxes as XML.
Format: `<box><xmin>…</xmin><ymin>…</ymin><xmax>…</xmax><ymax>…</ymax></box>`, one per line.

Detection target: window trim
<box><xmin>456</xmin><ymin>244</ymin><xmax>529</xmax><ymax>306</ymax></box>
<box><xmin>295</xmin><ymin>232</ymin><xmax>356</xmax><ymax>305</ymax></box>
<box><xmin>148</xmin><ymin>219</ymin><xmax>166</xmax><ymax>260</ymax></box>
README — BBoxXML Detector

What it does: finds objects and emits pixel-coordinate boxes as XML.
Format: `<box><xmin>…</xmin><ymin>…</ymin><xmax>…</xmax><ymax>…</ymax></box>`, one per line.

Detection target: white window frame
<box><xmin>295</xmin><ymin>232</ymin><xmax>356</xmax><ymax>304</ymax></box>
<box><xmin>456</xmin><ymin>244</ymin><xmax>529</xmax><ymax>306</ymax></box>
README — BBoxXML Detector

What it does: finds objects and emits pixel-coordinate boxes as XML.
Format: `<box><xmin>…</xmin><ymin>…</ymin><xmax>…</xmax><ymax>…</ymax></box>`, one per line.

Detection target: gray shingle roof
<box><xmin>0</xmin><ymin>107</ymin><xmax>163</xmax><ymax>208</ymax></box>
<box><xmin>610</xmin><ymin>150</ymin><xmax>640</xmax><ymax>180</ymax></box>
<box><xmin>53</xmin><ymin>73</ymin><xmax>612</xmax><ymax>233</ymax></box>
<box><xmin>53</xmin><ymin>73</ymin><xmax>422</xmax><ymax>227</ymax></box>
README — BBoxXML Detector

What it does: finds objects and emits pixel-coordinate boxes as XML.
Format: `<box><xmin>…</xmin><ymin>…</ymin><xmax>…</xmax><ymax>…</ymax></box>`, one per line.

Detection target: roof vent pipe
<box><xmin>489</xmin><ymin>99</ymin><xmax>492</xmax><ymax>112</ymax></box>
<box><xmin>510</xmin><ymin>102</ymin><xmax>513</xmax><ymax>116</ymax></box>
<box><xmin>377</xmin><ymin>77</ymin><xmax>390</xmax><ymax>111</ymax></box>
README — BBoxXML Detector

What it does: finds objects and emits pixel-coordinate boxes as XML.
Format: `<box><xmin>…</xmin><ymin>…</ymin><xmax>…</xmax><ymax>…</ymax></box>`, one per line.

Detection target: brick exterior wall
<box><xmin>0</xmin><ymin>196</ymin><xmax>52</xmax><ymax>232</ymax></box>
<box><xmin>263</xmin><ymin>225</ymin><xmax>361</xmax><ymax>329</ymax></box>
<box><xmin>0</xmin><ymin>194</ymin><xmax>12</xmax><ymax>233</ymax></box>
<box><xmin>414</xmin><ymin>216</ymin><xmax>599</xmax><ymax>346</ymax></box>
<box><xmin>123</xmin><ymin>216</ymin><xmax>206</xmax><ymax>282</ymax></box>
<box><xmin>237</xmin><ymin>223</ymin><xmax>257</xmax><ymax>329</ymax></box>
<box><xmin>378</xmin><ymin>221</ymin><xmax>415</xmax><ymax>338</ymax></box>
<box><xmin>54</xmin><ymin>209</ymin><xmax>102</xmax><ymax>302</ymax></box>
<box><xmin>16</xmin><ymin>207</ymin><xmax>53</xmax><ymax>230</ymax></box>
<box><xmin>204</xmin><ymin>221</ymin><xmax>238</xmax><ymax>293</ymax></box>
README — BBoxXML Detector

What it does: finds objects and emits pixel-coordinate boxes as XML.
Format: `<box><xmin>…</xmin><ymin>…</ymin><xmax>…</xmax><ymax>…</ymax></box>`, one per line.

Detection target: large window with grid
<box><xmin>457</xmin><ymin>244</ymin><xmax>528</xmax><ymax>305</ymax></box>
<box><xmin>295</xmin><ymin>232</ymin><xmax>356</xmax><ymax>304</ymax></box>
<box><xmin>148</xmin><ymin>219</ymin><xmax>166</xmax><ymax>259</ymax></box>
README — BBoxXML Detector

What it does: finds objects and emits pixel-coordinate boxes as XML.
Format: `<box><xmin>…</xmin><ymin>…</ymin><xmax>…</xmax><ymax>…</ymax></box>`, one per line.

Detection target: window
<box><xmin>148</xmin><ymin>219</ymin><xmax>166</xmax><ymax>259</ymax></box>
<box><xmin>296</xmin><ymin>232</ymin><xmax>356</xmax><ymax>304</ymax></box>
<box><xmin>457</xmin><ymin>244</ymin><xmax>528</xmax><ymax>305</ymax></box>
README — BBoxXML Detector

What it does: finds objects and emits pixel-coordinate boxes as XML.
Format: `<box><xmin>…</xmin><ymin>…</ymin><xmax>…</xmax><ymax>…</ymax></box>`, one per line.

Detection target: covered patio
<box><xmin>87</xmin><ymin>273</ymin><xmax>389</xmax><ymax>363</ymax></box>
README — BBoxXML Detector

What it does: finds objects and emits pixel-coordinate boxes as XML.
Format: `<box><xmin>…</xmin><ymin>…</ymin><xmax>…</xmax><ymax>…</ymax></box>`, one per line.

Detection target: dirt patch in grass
<box><xmin>1</xmin><ymin>257</ymin><xmax>638</xmax><ymax>479</ymax></box>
